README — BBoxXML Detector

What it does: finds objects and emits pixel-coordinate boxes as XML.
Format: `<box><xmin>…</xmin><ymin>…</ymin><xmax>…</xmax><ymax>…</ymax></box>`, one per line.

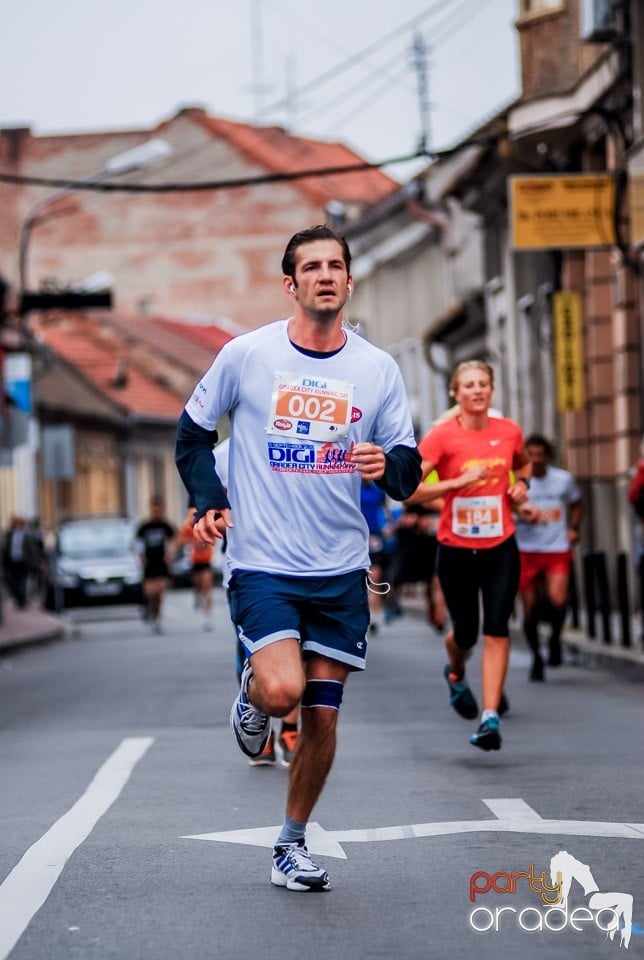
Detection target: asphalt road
<box><xmin>1</xmin><ymin>588</ymin><xmax>642</xmax><ymax>960</ymax></box>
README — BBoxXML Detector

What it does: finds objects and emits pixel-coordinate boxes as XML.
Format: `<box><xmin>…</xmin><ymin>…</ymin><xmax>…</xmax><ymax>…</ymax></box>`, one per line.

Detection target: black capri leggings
<box><xmin>436</xmin><ymin>536</ymin><xmax>520</xmax><ymax>650</ymax></box>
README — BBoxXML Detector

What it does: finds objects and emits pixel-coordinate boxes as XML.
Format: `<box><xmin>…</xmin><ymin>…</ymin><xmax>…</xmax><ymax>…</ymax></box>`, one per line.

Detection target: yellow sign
<box><xmin>553</xmin><ymin>291</ymin><xmax>585</xmax><ymax>411</ymax></box>
<box><xmin>628</xmin><ymin>173</ymin><xmax>644</xmax><ymax>246</ymax></box>
<box><xmin>510</xmin><ymin>174</ymin><xmax>616</xmax><ymax>249</ymax></box>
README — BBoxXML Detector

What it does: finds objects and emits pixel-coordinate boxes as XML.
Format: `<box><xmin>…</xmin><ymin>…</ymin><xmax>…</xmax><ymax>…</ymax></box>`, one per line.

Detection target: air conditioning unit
<box><xmin>581</xmin><ymin>0</ymin><xmax>619</xmax><ymax>42</ymax></box>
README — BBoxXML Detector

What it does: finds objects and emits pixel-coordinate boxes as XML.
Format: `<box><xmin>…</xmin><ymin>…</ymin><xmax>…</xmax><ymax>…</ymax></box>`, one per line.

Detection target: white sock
<box><xmin>481</xmin><ymin>709</ymin><xmax>499</xmax><ymax>724</ymax></box>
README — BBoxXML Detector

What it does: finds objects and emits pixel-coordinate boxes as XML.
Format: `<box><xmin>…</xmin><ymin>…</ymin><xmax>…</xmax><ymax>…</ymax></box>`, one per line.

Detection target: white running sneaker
<box><xmin>230</xmin><ymin>661</ymin><xmax>271</xmax><ymax>758</ymax></box>
<box><xmin>271</xmin><ymin>840</ymin><xmax>331</xmax><ymax>891</ymax></box>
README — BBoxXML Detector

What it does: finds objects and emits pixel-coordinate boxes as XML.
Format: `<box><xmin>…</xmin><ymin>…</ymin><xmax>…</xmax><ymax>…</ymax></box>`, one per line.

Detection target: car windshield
<box><xmin>59</xmin><ymin>522</ymin><xmax>134</xmax><ymax>559</ymax></box>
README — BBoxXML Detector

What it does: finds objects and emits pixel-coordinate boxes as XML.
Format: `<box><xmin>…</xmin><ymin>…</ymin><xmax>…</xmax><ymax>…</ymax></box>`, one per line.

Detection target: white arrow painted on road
<box><xmin>183</xmin><ymin>798</ymin><xmax>644</xmax><ymax>860</ymax></box>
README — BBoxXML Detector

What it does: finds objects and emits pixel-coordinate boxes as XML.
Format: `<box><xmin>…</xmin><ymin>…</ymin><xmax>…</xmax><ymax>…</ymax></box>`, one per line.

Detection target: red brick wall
<box><xmin>517</xmin><ymin>0</ymin><xmax>608</xmax><ymax>100</ymax></box>
<box><xmin>0</xmin><ymin>114</ymin><xmax>331</xmax><ymax>328</ymax></box>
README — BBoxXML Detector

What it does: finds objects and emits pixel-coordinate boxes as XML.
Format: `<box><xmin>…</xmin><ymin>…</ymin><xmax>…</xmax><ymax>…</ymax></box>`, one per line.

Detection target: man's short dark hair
<box><xmin>281</xmin><ymin>225</ymin><xmax>351</xmax><ymax>279</ymax></box>
<box><xmin>526</xmin><ymin>434</ymin><xmax>554</xmax><ymax>458</ymax></box>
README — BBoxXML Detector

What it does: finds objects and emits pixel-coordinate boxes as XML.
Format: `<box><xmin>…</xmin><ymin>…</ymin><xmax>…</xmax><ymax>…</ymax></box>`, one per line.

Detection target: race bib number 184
<box><xmin>452</xmin><ymin>496</ymin><xmax>503</xmax><ymax>538</ymax></box>
<box><xmin>266</xmin><ymin>372</ymin><xmax>354</xmax><ymax>442</ymax></box>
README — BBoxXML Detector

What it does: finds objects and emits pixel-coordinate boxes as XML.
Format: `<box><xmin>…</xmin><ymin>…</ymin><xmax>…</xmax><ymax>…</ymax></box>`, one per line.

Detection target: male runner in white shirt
<box><xmin>515</xmin><ymin>434</ymin><xmax>583</xmax><ymax>680</ymax></box>
<box><xmin>176</xmin><ymin>225</ymin><xmax>421</xmax><ymax>891</ymax></box>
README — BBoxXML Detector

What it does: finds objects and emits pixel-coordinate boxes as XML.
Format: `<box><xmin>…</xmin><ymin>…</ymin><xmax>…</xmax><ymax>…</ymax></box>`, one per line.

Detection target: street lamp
<box><xmin>18</xmin><ymin>138</ymin><xmax>172</xmax><ymax>299</ymax></box>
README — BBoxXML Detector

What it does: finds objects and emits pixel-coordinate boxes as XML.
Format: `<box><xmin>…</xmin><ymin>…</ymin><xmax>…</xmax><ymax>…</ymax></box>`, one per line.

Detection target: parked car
<box><xmin>44</xmin><ymin>518</ymin><xmax>143</xmax><ymax>610</ymax></box>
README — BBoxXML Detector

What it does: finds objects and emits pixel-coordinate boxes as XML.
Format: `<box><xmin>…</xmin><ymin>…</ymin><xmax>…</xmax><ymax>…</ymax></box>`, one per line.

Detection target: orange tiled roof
<box><xmin>39</xmin><ymin>320</ymin><xmax>183</xmax><ymax>421</ymax></box>
<box><xmin>155</xmin><ymin>317</ymin><xmax>232</xmax><ymax>353</ymax></box>
<box><xmin>194</xmin><ymin>113</ymin><xmax>398</xmax><ymax>207</ymax></box>
<box><xmin>105</xmin><ymin>312</ymin><xmax>232</xmax><ymax>376</ymax></box>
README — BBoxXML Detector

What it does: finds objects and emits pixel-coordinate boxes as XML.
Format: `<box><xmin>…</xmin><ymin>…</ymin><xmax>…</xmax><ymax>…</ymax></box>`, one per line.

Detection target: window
<box><xmin>519</xmin><ymin>0</ymin><xmax>565</xmax><ymax>16</ymax></box>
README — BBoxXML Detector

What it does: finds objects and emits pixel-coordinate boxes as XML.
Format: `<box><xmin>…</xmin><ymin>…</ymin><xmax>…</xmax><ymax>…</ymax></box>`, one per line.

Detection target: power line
<box><xmin>261</xmin><ymin>0</ymin><xmax>417</xmax><ymax>123</ymax></box>
<box><xmin>319</xmin><ymin>64</ymin><xmax>412</xmax><ymax>138</ymax></box>
<box><xmin>258</xmin><ymin>0</ymin><xmax>455</xmax><ymax>117</ymax></box>
<box><xmin>298</xmin><ymin>0</ymin><xmax>480</xmax><ymax>146</ymax></box>
<box><xmin>299</xmin><ymin>50</ymin><xmax>413</xmax><ymax>126</ymax></box>
<box><xmin>0</xmin><ymin>148</ymin><xmax>433</xmax><ymax>194</ymax></box>
<box><xmin>1</xmin><ymin>98</ymin><xmax>610</xmax><ymax>199</ymax></box>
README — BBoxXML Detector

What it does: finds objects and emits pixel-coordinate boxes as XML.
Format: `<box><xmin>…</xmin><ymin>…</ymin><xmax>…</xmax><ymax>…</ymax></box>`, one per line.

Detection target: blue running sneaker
<box><xmin>271</xmin><ymin>840</ymin><xmax>331</xmax><ymax>891</ymax></box>
<box><xmin>230</xmin><ymin>661</ymin><xmax>271</xmax><ymax>758</ymax></box>
<box><xmin>443</xmin><ymin>664</ymin><xmax>478</xmax><ymax>720</ymax></box>
<box><xmin>469</xmin><ymin>715</ymin><xmax>502</xmax><ymax>751</ymax></box>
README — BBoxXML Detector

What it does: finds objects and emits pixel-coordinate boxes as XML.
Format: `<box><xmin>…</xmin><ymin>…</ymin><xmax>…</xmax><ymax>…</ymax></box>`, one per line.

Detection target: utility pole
<box><xmin>411</xmin><ymin>30</ymin><xmax>431</xmax><ymax>153</ymax></box>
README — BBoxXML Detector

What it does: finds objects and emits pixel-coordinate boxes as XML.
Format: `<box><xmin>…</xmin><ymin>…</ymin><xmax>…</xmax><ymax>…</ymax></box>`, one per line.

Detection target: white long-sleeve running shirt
<box><xmin>185</xmin><ymin>319</ymin><xmax>417</xmax><ymax>578</ymax></box>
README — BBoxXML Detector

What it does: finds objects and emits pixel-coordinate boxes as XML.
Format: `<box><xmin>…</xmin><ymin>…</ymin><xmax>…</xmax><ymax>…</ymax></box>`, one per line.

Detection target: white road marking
<box><xmin>0</xmin><ymin>737</ymin><xmax>154</xmax><ymax>960</ymax></box>
<box><xmin>183</xmin><ymin>798</ymin><xmax>644</xmax><ymax>860</ymax></box>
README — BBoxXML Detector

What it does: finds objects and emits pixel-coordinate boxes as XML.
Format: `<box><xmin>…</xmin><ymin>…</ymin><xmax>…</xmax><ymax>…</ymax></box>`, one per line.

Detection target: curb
<box><xmin>0</xmin><ymin>616</ymin><xmax>68</xmax><ymax>654</ymax></box>
<box><xmin>562</xmin><ymin>627</ymin><xmax>644</xmax><ymax>668</ymax></box>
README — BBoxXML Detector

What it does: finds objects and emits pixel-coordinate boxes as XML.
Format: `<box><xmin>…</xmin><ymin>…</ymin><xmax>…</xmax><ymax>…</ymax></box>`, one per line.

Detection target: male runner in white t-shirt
<box><xmin>515</xmin><ymin>434</ymin><xmax>583</xmax><ymax>680</ymax></box>
<box><xmin>176</xmin><ymin>225</ymin><xmax>421</xmax><ymax>891</ymax></box>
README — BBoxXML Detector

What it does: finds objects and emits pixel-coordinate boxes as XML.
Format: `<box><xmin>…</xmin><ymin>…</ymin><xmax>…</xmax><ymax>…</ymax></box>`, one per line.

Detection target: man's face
<box><xmin>288</xmin><ymin>239</ymin><xmax>351</xmax><ymax>320</ymax></box>
<box><xmin>526</xmin><ymin>444</ymin><xmax>548</xmax><ymax>476</ymax></box>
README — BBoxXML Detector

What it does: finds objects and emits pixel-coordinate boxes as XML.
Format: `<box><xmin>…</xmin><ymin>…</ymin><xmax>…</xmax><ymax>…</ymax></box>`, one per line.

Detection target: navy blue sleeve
<box><xmin>375</xmin><ymin>444</ymin><xmax>422</xmax><ymax>501</ymax></box>
<box><xmin>175</xmin><ymin>410</ymin><xmax>231</xmax><ymax>521</ymax></box>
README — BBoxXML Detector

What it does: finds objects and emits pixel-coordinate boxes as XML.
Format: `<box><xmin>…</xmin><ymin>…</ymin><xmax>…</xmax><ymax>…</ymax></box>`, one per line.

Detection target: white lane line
<box><xmin>0</xmin><ymin>736</ymin><xmax>154</xmax><ymax>960</ymax></box>
<box><xmin>482</xmin><ymin>798</ymin><xmax>543</xmax><ymax>821</ymax></box>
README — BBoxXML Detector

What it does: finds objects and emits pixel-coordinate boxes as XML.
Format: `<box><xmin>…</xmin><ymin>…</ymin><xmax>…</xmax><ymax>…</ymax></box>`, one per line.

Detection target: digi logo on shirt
<box><xmin>269</xmin><ymin>442</ymin><xmax>315</xmax><ymax>470</ymax></box>
<box><xmin>268</xmin><ymin>442</ymin><xmax>355</xmax><ymax>474</ymax></box>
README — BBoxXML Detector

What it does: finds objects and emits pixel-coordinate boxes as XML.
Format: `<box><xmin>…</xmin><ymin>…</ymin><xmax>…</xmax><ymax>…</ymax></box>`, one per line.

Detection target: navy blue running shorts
<box><xmin>228</xmin><ymin>569</ymin><xmax>369</xmax><ymax>671</ymax></box>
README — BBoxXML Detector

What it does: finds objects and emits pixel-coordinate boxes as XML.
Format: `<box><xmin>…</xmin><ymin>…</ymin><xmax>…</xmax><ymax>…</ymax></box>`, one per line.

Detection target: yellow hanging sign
<box><xmin>510</xmin><ymin>174</ymin><xmax>616</xmax><ymax>249</ymax></box>
<box><xmin>553</xmin><ymin>291</ymin><xmax>585</xmax><ymax>411</ymax></box>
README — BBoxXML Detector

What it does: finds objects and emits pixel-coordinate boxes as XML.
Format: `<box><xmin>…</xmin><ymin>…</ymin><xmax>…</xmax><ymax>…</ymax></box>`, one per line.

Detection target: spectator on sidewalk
<box><xmin>2</xmin><ymin>516</ymin><xmax>34</xmax><ymax>610</ymax></box>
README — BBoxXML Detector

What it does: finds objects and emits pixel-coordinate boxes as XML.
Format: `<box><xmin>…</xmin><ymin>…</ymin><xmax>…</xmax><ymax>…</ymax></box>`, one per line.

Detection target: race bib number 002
<box><xmin>452</xmin><ymin>495</ymin><xmax>503</xmax><ymax>539</ymax></box>
<box><xmin>266</xmin><ymin>372</ymin><xmax>354</xmax><ymax>442</ymax></box>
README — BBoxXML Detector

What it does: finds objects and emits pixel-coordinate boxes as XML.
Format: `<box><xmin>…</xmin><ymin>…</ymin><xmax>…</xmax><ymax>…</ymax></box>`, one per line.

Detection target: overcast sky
<box><xmin>2</xmin><ymin>0</ymin><xmax>520</xmax><ymax>177</ymax></box>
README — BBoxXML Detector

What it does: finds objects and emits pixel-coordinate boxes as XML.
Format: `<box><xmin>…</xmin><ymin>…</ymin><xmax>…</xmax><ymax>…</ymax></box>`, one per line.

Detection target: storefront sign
<box><xmin>510</xmin><ymin>174</ymin><xmax>616</xmax><ymax>249</ymax></box>
<box><xmin>553</xmin><ymin>291</ymin><xmax>585</xmax><ymax>411</ymax></box>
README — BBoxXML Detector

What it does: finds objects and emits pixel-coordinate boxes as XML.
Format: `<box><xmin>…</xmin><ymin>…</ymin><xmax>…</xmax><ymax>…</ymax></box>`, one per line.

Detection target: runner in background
<box><xmin>407</xmin><ymin>360</ymin><xmax>530</xmax><ymax>752</ymax></box>
<box><xmin>515</xmin><ymin>435</ymin><xmax>583</xmax><ymax>681</ymax></box>
<box><xmin>136</xmin><ymin>496</ymin><xmax>176</xmax><ymax>634</ymax></box>
<box><xmin>360</xmin><ymin>477</ymin><xmax>389</xmax><ymax>633</ymax></box>
<box><xmin>178</xmin><ymin>505</ymin><xmax>216</xmax><ymax>631</ymax></box>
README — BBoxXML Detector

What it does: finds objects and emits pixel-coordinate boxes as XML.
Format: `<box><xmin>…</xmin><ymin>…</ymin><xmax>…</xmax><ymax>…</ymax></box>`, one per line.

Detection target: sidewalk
<box><xmin>0</xmin><ymin>598</ymin><xmax>66</xmax><ymax>652</ymax></box>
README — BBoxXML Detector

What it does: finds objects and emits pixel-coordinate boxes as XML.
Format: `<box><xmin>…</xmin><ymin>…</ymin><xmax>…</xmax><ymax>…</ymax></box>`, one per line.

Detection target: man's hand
<box><xmin>348</xmin><ymin>442</ymin><xmax>386</xmax><ymax>480</ymax></box>
<box><xmin>193</xmin><ymin>508</ymin><xmax>233</xmax><ymax>546</ymax></box>
<box><xmin>516</xmin><ymin>503</ymin><xmax>540</xmax><ymax>523</ymax></box>
<box><xmin>507</xmin><ymin>482</ymin><xmax>530</xmax><ymax>507</ymax></box>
